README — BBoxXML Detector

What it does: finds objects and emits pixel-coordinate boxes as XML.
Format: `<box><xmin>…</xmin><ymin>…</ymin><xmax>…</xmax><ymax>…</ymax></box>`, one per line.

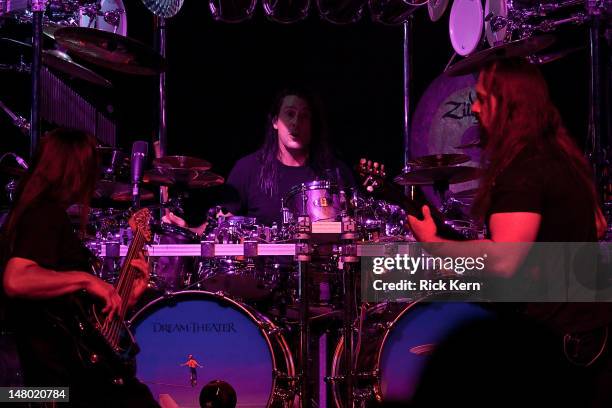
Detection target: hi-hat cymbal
<box><xmin>408</xmin><ymin>153</ymin><xmax>470</xmax><ymax>167</ymax></box>
<box><xmin>445</xmin><ymin>35</ymin><xmax>556</xmax><ymax>77</ymax></box>
<box><xmin>394</xmin><ymin>166</ymin><xmax>480</xmax><ymax>185</ymax></box>
<box><xmin>0</xmin><ymin>37</ymin><xmax>112</xmax><ymax>87</ymax></box>
<box><xmin>54</xmin><ymin>27</ymin><xmax>167</xmax><ymax>76</ymax></box>
<box><xmin>144</xmin><ymin>168</ymin><xmax>224</xmax><ymax>189</ymax></box>
<box><xmin>95</xmin><ymin>179</ymin><xmax>154</xmax><ymax>202</ymax></box>
<box><xmin>153</xmin><ymin>155</ymin><xmax>212</xmax><ymax>171</ymax></box>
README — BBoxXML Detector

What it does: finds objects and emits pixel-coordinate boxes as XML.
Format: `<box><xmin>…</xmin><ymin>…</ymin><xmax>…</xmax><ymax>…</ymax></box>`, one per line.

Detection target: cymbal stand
<box><xmin>29</xmin><ymin>0</ymin><xmax>45</xmax><ymax>158</ymax></box>
<box><xmin>340</xmin><ymin>215</ymin><xmax>359</xmax><ymax>407</ymax></box>
<box><xmin>296</xmin><ymin>191</ymin><xmax>312</xmax><ymax>407</ymax></box>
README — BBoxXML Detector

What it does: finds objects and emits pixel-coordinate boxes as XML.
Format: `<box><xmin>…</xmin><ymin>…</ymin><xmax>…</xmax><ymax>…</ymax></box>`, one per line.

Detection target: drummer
<box><xmin>164</xmin><ymin>87</ymin><xmax>355</xmax><ymax>232</ymax></box>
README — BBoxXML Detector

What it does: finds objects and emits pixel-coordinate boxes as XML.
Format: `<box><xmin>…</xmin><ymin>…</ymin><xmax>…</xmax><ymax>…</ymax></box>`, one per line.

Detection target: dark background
<box><xmin>0</xmin><ymin>1</ymin><xmax>599</xmax><ymax>223</ymax></box>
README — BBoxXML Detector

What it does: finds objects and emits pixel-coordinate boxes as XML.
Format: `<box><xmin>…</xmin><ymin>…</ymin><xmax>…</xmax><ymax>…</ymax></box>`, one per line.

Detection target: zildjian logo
<box><xmin>442</xmin><ymin>90</ymin><xmax>477</xmax><ymax>121</ymax></box>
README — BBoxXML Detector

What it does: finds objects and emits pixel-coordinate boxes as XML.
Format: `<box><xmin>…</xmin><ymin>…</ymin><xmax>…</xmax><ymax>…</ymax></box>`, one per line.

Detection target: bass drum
<box><xmin>129</xmin><ymin>291</ymin><xmax>296</xmax><ymax>408</ymax></box>
<box><xmin>331</xmin><ymin>295</ymin><xmax>495</xmax><ymax>406</ymax></box>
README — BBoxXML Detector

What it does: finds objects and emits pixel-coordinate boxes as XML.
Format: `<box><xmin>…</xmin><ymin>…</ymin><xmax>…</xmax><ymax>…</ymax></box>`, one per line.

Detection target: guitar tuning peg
<box><xmin>367</xmin><ymin>160</ymin><xmax>372</xmax><ymax>170</ymax></box>
<box><xmin>380</xmin><ymin>164</ymin><xmax>385</xmax><ymax>175</ymax></box>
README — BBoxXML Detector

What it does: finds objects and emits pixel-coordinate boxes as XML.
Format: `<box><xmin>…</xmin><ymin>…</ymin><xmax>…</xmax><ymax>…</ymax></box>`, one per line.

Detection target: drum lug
<box><xmin>325</xmin><ymin>375</ymin><xmax>345</xmax><ymax>384</ymax></box>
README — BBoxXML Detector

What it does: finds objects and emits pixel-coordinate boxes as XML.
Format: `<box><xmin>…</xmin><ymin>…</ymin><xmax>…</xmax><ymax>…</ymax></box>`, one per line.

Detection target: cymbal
<box><xmin>141</xmin><ymin>0</ymin><xmax>185</xmax><ymax>18</ymax></box>
<box><xmin>54</xmin><ymin>27</ymin><xmax>167</xmax><ymax>76</ymax></box>
<box><xmin>153</xmin><ymin>155</ymin><xmax>212</xmax><ymax>171</ymax></box>
<box><xmin>394</xmin><ymin>166</ymin><xmax>480</xmax><ymax>185</ymax></box>
<box><xmin>95</xmin><ymin>179</ymin><xmax>154</xmax><ymax>202</ymax></box>
<box><xmin>445</xmin><ymin>35</ymin><xmax>556</xmax><ymax>77</ymax></box>
<box><xmin>428</xmin><ymin>0</ymin><xmax>449</xmax><ymax>22</ymax></box>
<box><xmin>454</xmin><ymin>139</ymin><xmax>482</xmax><ymax>149</ymax></box>
<box><xmin>144</xmin><ymin>168</ymin><xmax>224</xmax><ymax>189</ymax></box>
<box><xmin>0</xmin><ymin>37</ymin><xmax>112</xmax><ymax>87</ymax></box>
<box><xmin>408</xmin><ymin>153</ymin><xmax>470</xmax><ymax>167</ymax></box>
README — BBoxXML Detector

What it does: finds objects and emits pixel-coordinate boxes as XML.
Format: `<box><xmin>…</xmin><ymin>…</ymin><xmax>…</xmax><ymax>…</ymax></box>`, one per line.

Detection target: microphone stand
<box><xmin>29</xmin><ymin>0</ymin><xmax>45</xmax><ymax>159</ymax></box>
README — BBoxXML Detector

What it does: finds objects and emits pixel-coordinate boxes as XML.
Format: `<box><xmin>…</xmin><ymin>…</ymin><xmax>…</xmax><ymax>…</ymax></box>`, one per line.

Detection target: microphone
<box><xmin>130</xmin><ymin>141</ymin><xmax>148</xmax><ymax>207</ymax></box>
<box><xmin>12</xmin><ymin>153</ymin><xmax>29</xmax><ymax>170</ymax></box>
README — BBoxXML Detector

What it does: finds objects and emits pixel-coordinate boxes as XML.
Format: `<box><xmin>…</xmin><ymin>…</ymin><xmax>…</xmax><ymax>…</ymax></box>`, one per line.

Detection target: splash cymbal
<box><xmin>54</xmin><ymin>27</ymin><xmax>167</xmax><ymax>76</ymax></box>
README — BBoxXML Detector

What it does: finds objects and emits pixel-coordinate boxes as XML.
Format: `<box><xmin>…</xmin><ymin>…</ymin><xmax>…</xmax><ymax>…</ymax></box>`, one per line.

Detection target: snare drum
<box><xmin>129</xmin><ymin>291</ymin><xmax>296</xmax><ymax>407</ymax></box>
<box><xmin>283</xmin><ymin>180</ymin><xmax>344</xmax><ymax>223</ymax></box>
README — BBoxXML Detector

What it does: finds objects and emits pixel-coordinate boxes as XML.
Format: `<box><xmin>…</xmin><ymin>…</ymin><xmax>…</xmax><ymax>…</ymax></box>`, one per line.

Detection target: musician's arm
<box><xmin>4</xmin><ymin>257</ymin><xmax>95</xmax><ymax>299</ymax></box>
<box><xmin>4</xmin><ymin>257</ymin><xmax>122</xmax><ymax>320</ymax></box>
<box><xmin>408</xmin><ymin>206</ymin><xmax>540</xmax><ymax>278</ymax></box>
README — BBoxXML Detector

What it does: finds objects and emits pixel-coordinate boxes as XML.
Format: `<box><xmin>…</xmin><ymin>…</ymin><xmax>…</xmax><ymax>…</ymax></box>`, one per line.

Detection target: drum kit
<box><xmin>1</xmin><ymin>0</ymin><xmax>606</xmax><ymax>406</ymax></box>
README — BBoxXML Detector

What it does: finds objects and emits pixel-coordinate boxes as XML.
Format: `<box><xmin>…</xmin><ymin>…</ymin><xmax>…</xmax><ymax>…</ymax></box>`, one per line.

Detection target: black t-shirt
<box><xmin>5</xmin><ymin>201</ymin><xmax>159</xmax><ymax>406</ymax></box>
<box><xmin>487</xmin><ymin>147</ymin><xmax>612</xmax><ymax>333</ymax></box>
<box><xmin>222</xmin><ymin>151</ymin><xmax>356</xmax><ymax>225</ymax></box>
<box><xmin>487</xmin><ymin>146</ymin><xmax>596</xmax><ymax>242</ymax></box>
<box><xmin>7</xmin><ymin>201</ymin><xmax>94</xmax><ymax>385</ymax></box>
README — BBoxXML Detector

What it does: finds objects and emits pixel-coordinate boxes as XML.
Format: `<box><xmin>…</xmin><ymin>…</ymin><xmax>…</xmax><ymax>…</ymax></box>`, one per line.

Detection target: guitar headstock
<box><xmin>128</xmin><ymin>208</ymin><xmax>152</xmax><ymax>242</ymax></box>
<box><xmin>357</xmin><ymin>158</ymin><xmax>387</xmax><ymax>193</ymax></box>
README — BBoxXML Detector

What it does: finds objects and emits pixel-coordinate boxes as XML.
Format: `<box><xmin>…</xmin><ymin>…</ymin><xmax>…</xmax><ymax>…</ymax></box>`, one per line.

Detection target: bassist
<box><xmin>1</xmin><ymin>129</ymin><xmax>159</xmax><ymax>407</ymax></box>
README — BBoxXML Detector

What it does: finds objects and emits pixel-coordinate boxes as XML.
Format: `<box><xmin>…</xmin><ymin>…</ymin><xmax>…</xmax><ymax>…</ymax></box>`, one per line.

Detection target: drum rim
<box><xmin>449</xmin><ymin>0</ymin><xmax>484</xmax><ymax>56</ymax></box>
<box><xmin>285</xmin><ymin>179</ymin><xmax>339</xmax><ymax>199</ymax></box>
<box><xmin>127</xmin><ymin>289</ymin><xmax>295</xmax><ymax>406</ymax></box>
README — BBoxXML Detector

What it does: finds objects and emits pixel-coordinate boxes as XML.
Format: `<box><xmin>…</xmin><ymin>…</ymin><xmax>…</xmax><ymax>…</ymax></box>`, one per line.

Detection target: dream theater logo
<box><xmin>152</xmin><ymin>322</ymin><xmax>238</xmax><ymax>334</ymax></box>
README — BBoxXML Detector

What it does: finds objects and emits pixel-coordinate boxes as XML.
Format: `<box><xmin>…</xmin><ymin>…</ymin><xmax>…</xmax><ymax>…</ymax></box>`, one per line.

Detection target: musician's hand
<box><xmin>162</xmin><ymin>212</ymin><xmax>188</xmax><ymax>228</ymax></box>
<box><xmin>84</xmin><ymin>276</ymin><xmax>122</xmax><ymax>322</ymax></box>
<box><xmin>128</xmin><ymin>252</ymin><xmax>150</xmax><ymax>308</ymax></box>
<box><xmin>407</xmin><ymin>205</ymin><xmax>438</xmax><ymax>242</ymax></box>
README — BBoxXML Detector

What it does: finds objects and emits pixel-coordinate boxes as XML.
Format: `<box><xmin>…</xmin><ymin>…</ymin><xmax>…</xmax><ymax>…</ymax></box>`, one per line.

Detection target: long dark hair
<box><xmin>257</xmin><ymin>87</ymin><xmax>334</xmax><ymax>196</ymax></box>
<box><xmin>473</xmin><ymin>58</ymin><xmax>598</xmax><ymax>218</ymax></box>
<box><xmin>2</xmin><ymin>128</ymin><xmax>99</xmax><ymax>251</ymax></box>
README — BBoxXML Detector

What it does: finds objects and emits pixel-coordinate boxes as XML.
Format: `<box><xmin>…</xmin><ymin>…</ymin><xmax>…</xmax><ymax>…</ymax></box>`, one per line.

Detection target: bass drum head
<box><xmin>449</xmin><ymin>0</ymin><xmax>483</xmax><ymax>56</ymax></box>
<box><xmin>378</xmin><ymin>301</ymin><xmax>495</xmax><ymax>402</ymax></box>
<box><xmin>410</xmin><ymin>72</ymin><xmax>481</xmax><ymax>209</ymax></box>
<box><xmin>331</xmin><ymin>296</ymin><xmax>496</xmax><ymax>406</ymax></box>
<box><xmin>129</xmin><ymin>291</ymin><xmax>285</xmax><ymax>407</ymax></box>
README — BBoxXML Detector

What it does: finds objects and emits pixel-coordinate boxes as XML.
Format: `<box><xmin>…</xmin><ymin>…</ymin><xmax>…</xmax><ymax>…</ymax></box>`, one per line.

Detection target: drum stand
<box><xmin>295</xmin><ymin>211</ymin><xmax>312</xmax><ymax>407</ymax></box>
<box><xmin>340</xmin><ymin>224</ymin><xmax>359</xmax><ymax>408</ymax></box>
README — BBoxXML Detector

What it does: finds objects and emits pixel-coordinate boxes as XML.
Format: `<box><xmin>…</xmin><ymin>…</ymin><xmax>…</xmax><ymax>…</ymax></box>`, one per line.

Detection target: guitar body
<box><xmin>40</xmin><ymin>208</ymin><xmax>151</xmax><ymax>386</ymax></box>
<box><xmin>42</xmin><ymin>293</ymin><xmax>139</xmax><ymax>385</ymax></box>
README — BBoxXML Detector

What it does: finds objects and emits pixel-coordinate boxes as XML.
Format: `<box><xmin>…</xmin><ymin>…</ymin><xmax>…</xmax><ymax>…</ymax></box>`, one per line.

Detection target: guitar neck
<box><xmin>375</xmin><ymin>181</ymin><xmax>470</xmax><ymax>241</ymax></box>
<box><xmin>115</xmin><ymin>230</ymin><xmax>146</xmax><ymax>318</ymax></box>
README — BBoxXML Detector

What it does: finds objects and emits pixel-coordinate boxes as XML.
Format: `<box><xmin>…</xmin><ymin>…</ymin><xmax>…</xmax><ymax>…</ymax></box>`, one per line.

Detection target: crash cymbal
<box><xmin>454</xmin><ymin>139</ymin><xmax>482</xmax><ymax>149</ymax></box>
<box><xmin>153</xmin><ymin>155</ymin><xmax>212</xmax><ymax>171</ymax></box>
<box><xmin>95</xmin><ymin>179</ymin><xmax>154</xmax><ymax>202</ymax></box>
<box><xmin>54</xmin><ymin>27</ymin><xmax>167</xmax><ymax>76</ymax></box>
<box><xmin>144</xmin><ymin>168</ymin><xmax>224</xmax><ymax>189</ymax></box>
<box><xmin>408</xmin><ymin>153</ymin><xmax>470</xmax><ymax>167</ymax></box>
<box><xmin>44</xmin><ymin>49</ymin><xmax>113</xmax><ymax>87</ymax></box>
<box><xmin>394</xmin><ymin>166</ymin><xmax>480</xmax><ymax>185</ymax></box>
<box><xmin>445</xmin><ymin>35</ymin><xmax>556</xmax><ymax>77</ymax></box>
<box><xmin>141</xmin><ymin>0</ymin><xmax>185</xmax><ymax>18</ymax></box>
<box><xmin>0</xmin><ymin>37</ymin><xmax>112</xmax><ymax>87</ymax></box>
<box><xmin>428</xmin><ymin>0</ymin><xmax>449</xmax><ymax>21</ymax></box>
